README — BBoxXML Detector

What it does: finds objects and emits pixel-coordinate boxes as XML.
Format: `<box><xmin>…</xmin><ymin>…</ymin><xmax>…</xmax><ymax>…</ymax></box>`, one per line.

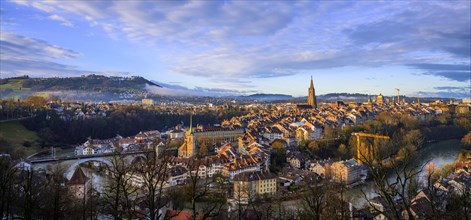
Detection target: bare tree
<box><xmin>360</xmin><ymin>137</ymin><xmax>427</xmax><ymax>220</ymax></box>
<box><xmin>102</xmin><ymin>153</ymin><xmax>139</xmax><ymax>219</ymax></box>
<box><xmin>135</xmin><ymin>148</ymin><xmax>173</xmax><ymax>220</ymax></box>
<box><xmin>299</xmin><ymin>176</ymin><xmax>327</xmax><ymax>220</ymax></box>
<box><xmin>17</xmin><ymin>168</ymin><xmax>47</xmax><ymax>220</ymax></box>
<box><xmin>183</xmin><ymin>159</ymin><xmax>226</xmax><ymax>220</ymax></box>
<box><xmin>232</xmin><ymin>175</ymin><xmax>261</xmax><ymax>220</ymax></box>
<box><xmin>0</xmin><ymin>156</ymin><xmax>17</xmax><ymax>219</ymax></box>
<box><xmin>41</xmin><ymin>163</ymin><xmax>75</xmax><ymax>220</ymax></box>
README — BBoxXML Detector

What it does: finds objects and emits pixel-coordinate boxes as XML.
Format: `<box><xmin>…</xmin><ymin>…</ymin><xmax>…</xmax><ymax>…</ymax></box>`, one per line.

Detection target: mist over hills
<box><xmin>0</xmin><ymin>75</ymin><xmax>461</xmax><ymax>102</ymax></box>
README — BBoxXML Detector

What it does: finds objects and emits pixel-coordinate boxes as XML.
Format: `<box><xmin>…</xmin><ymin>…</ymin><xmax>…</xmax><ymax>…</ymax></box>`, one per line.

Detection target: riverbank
<box><xmin>347</xmin><ymin>139</ymin><xmax>462</xmax><ymax>208</ymax></box>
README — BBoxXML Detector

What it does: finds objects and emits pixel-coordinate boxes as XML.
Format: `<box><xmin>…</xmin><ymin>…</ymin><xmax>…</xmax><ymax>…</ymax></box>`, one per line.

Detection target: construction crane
<box><xmin>352</xmin><ymin>132</ymin><xmax>390</xmax><ymax>163</ymax></box>
<box><xmin>395</xmin><ymin>88</ymin><xmax>400</xmax><ymax>104</ymax></box>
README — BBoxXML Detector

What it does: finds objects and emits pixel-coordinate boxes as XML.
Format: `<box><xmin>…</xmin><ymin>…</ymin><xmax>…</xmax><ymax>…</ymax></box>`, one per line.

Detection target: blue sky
<box><xmin>1</xmin><ymin>0</ymin><xmax>470</xmax><ymax>98</ymax></box>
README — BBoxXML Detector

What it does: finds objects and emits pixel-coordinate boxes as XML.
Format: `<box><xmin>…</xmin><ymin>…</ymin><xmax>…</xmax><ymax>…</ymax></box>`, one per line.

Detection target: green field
<box><xmin>0</xmin><ymin>121</ymin><xmax>41</xmax><ymax>157</ymax></box>
<box><xmin>0</xmin><ymin>79</ymin><xmax>31</xmax><ymax>91</ymax></box>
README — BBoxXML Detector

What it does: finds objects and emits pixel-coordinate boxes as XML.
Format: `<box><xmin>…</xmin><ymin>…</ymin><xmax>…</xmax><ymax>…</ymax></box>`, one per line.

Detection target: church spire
<box><xmin>310</xmin><ymin>75</ymin><xmax>314</xmax><ymax>88</ymax></box>
<box><xmin>307</xmin><ymin>75</ymin><xmax>317</xmax><ymax>108</ymax></box>
<box><xmin>189</xmin><ymin>114</ymin><xmax>193</xmax><ymax>133</ymax></box>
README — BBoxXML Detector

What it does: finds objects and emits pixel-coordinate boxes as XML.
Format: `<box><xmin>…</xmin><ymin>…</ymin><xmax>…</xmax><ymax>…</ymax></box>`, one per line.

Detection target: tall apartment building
<box><xmin>233</xmin><ymin>171</ymin><xmax>277</xmax><ymax>204</ymax></box>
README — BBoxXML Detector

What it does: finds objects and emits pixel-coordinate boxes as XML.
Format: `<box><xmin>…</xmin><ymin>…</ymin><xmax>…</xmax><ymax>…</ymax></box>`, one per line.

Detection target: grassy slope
<box><xmin>0</xmin><ymin>121</ymin><xmax>41</xmax><ymax>157</ymax></box>
<box><xmin>0</xmin><ymin>79</ymin><xmax>30</xmax><ymax>91</ymax></box>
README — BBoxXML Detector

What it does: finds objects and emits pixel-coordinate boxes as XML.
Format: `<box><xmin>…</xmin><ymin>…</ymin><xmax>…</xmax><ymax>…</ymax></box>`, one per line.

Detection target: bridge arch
<box><xmin>64</xmin><ymin>157</ymin><xmax>113</xmax><ymax>180</ymax></box>
<box><xmin>130</xmin><ymin>155</ymin><xmax>147</xmax><ymax>165</ymax></box>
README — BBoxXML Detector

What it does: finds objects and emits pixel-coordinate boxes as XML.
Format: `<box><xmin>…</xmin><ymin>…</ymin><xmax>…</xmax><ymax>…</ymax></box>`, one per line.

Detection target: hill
<box><xmin>0</xmin><ymin>75</ymin><xmax>160</xmax><ymax>101</ymax></box>
<box><xmin>0</xmin><ymin>121</ymin><xmax>41</xmax><ymax>158</ymax></box>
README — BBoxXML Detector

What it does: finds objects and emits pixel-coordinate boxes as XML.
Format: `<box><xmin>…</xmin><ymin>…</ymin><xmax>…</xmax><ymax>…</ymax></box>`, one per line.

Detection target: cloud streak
<box><xmin>407</xmin><ymin>63</ymin><xmax>471</xmax><ymax>82</ymax></box>
<box><xmin>146</xmin><ymin>82</ymin><xmax>257</xmax><ymax>97</ymax></box>
<box><xmin>48</xmin><ymin>14</ymin><xmax>73</xmax><ymax>27</ymax></box>
<box><xmin>0</xmin><ymin>32</ymin><xmax>127</xmax><ymax>78</ymax></box>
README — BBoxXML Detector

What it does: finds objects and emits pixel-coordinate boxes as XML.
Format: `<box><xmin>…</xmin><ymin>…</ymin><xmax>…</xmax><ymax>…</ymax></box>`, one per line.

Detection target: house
<box><xmin>169</xmin><ymin>129</ymin><xmax>185</xmax><ymax>140</ymax></box>
<box><xmin>331</xmin><ymin>159</ymin><xmax>362</xmax><ymax>185</ymax></box>
<box><xmin>369</xmin><ymin>196</ymin><xmax>389</xmax><ymax>220</ymax></box>
<box><xmin>309</xmin><ymin>159</ymin><xmax>333</xmax><ymax>178</ymax></box>
<box><xmin>77</xmin><ymin>146</ymin><xmax>95</xmax><ymax>155</ymax></box>
<box><xmin>167</xmin><ymin>166</ymin><xmax>188</xmax><ymax>187</ymax></box>
<box><xmin>68</xmin><ymin>167</ymin><xmax>89</xmax><ymax>199</ymax></box>
<box><xmin>295</xmin><ymin>127</ymin><xmax>316</xmax><ymax>143</ymax></box>
<box><xmin>287</xmin><ymin>152</ymin><xmax>309</xmax><ymax>169</ymax></box>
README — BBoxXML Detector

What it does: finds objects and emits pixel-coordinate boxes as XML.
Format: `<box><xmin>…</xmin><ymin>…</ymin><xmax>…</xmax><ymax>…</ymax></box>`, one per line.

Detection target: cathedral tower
<box><xmin>178</xmin><ymin>114</ymin><xmax>196</xmax><ymax>158</ymax></box>
<box><xmin>307</xmin><ymin>76</ymin><xmax>317</xmax><ymax>108</ymax></box>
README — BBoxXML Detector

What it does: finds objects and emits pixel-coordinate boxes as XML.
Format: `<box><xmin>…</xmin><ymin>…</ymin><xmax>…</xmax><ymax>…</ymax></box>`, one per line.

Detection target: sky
<box><xmin>0</xmin><ymin>0</ymin><xmax>470</xmax><ymax>98</ymax></box>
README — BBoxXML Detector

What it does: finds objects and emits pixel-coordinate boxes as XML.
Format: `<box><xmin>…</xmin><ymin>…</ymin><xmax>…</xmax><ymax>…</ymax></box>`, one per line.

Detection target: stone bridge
<box><xmin>29</xmin><ymin>151</ymin><xmax>149</xmax><ymax>180</ymax></box>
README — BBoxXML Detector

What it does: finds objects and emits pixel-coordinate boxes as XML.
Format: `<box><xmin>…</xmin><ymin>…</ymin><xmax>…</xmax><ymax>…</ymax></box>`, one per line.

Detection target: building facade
<box><xmin>332</xmin><ymin>159</ymin><xmax>362</xmax><ymax>185</ymax></box>
<box><xmin>233</xmin><ymin>171</ymin><xmax>277</xmax><ymax>204</ymax></box>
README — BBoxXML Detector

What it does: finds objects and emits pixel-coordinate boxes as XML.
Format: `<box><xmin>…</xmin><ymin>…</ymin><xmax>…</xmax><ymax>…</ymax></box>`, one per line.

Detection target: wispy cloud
<box><xmin>415</xmin><ymin>86</ymin><xmax>471</xmax><ymax>99</ymax></box>
<box><xmin>48</xmin><ymin>14</ymin><xmax>73</xmax><ymax>27</ymax></box>
<box><xmin>0</xmin><ymin>32</ymin><xmax>126</xmax><ymax>78</ymax></box>
<box><xmin>3</xmin><ymin>0</ymin><xmax>471</xmax><ymax>93</ymax></box>
<box><xmin>407</xmin><ymin>63</ymin><xmax>471</xmax><ymax>82</ymax></box>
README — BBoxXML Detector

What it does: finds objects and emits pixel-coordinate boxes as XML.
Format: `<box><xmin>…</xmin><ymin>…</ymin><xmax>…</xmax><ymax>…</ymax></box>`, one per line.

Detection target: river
<box><xmin>347</xmin><ymin>139</ymin><xmax>462</xmax><ymax>208</ymax></box>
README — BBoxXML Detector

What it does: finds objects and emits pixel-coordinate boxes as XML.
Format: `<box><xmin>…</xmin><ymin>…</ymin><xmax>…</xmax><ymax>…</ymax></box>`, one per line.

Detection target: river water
<box><xmin>347</xmin><ymin>139</ymin><xmax>462</xmax><ymax>208</ymax></box>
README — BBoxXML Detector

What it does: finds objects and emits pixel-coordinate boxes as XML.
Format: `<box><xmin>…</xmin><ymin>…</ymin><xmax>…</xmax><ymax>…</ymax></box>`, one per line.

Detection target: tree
<box><xmin>183</xmin><ymin>159</ymin><xmax>226</xmax><ymax>220</ymax></box>
<box><xmin>23</xmin><ymin>96</ymin><xmax>47</xmax><ymax>108</ymax></box>
<box><xmin>40</xmin><ymin>164</ymin><xmax>75</xmax><ymax>220</ymax></box>
<box><xmin>232</xmin><ymin>174</ymin><xmax>262</xmax><ymax>220</ymax></box>
<box><xmin>17</xmin><ymin>169</ymin><xmax>47</xmax><ymax>220</ymax></box>
<box><xmin>400</xmin><ymin>115</ymin><xmax>419</xmax><ymax>130</ymax></box>
<box><xmin>0</xmin><ymin>156</ymin><xmax>17</xmax><ymax>219</ymax></box>
<box><xmin>323</xmin><ymin>126</ymin><xmax>339</xmax><ymax>139</ymax></box>
<box><xmin>404</xmin><ymin>129</ymin><xmax>424</xmax><ymax>149</ymax></box>
<box><xmin>169</xmin><ymin>139</ymin><xmax>184</xmax><ymax>149</ymax></box>
<box><xmin>270</xmin><ymin>148</ymin><xmax>286</xmax><ymax>173</ymax></box>
<box><xmin>198</xmin><ymin>143</ymin><xmax>209</xmax><ymax>156</ymax></box>
<box><xmin>462</xmin><ymin>131</ymin><xmax>471</xmax><ymax>149</ymax></box>
<box><xmin>198</xmin><ymin>137</ymin><xmax>211</xmax><ymax>147</ymax></box>
<box><xmin>299</xmin><ymin>139</ymin><xmax>307</xmax><ymax>149</ymax></box>
<box><xmin>102</xmin><ymin>153</ymin><xmax>138</xmax><ymax>219</ymax></box>
<box><xmin>299</xmin><ymin>176</ymin><xmax>327</xmax><ymax>220</ymax></box>
<box><xmin>135</xmin><ymin>150</ymin><xmax>172</xmax><ymax>220</ymax></box>
<box><xmin>271</xmin><ymin>140</ymin><xmax>285</xmax><ymax>149</ymax></box>
<box><xmin>360</xmin><ymin>140</ymin><xmax>428</xmax><ymax>220</ymax></box>
<box><xmin>337</xmin><ymin>144</ymin><xmax>347</xmax><ymax>158</ymax></box>
<box><xmin>308</xmin><ymin>140</ymin><xmax>319</xmax><ymax>150</ymax></box>
<box><xmin>454</xmin><ymin>117</ymin><xmax>471</xmax><ymax>130</ymax></box>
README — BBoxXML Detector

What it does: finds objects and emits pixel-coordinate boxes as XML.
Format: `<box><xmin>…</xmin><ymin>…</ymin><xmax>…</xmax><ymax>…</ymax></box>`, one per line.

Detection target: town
<box><xmin>1</xmin><ymin>77</ymin><xmax>470</xmax><ymax>219</ymax></box>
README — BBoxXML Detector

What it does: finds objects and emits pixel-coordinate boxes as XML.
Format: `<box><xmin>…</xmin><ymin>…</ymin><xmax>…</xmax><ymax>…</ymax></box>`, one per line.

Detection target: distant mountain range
<box><xmin>236</xmin><ymin>93</ymin><xmax>293</xmax><ymax>101</ymax></box>
<box><xmin>0</xmin><ymin>75</ymin><xmax>457</xmax><ymax>102</ymax></box>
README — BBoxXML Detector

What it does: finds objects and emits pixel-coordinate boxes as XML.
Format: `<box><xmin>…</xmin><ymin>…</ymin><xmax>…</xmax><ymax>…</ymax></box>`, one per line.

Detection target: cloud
<box><xmin>6</xmin><ymin>0</ymin><xmax>471</xmax><ymax>87</ymax></box>
<box><xmin>414</xmin><ymin>86</ymin><xmax>470</xmax><ymax>99</ymax></box>
<box><xmin>1</xmin><ymin>32</ymin><xmax>80</xmax><ymax>59</ymax></box>
<box><xmin>145</xmin><ymin>83</ymin><xmax>257</xmax><ymax>97</ymax></box>
<box><xmin>407</xmin><ymin>63</ymin><xmax>471</xmax><ymax>82</ymax></box>
<box><xmin>415</xmin><ymin>86</ymin><xmax>470</xmax><ymax>99</ymax></box>
<box><xmin>0</xmin><ymin>32</ymin><xmax>127</xmax><ymax>78</ymax></box>
<box><xmin>48</xmin><ymin>14</ymin><xmax>73</xmax><ymax>27</ymax></box>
